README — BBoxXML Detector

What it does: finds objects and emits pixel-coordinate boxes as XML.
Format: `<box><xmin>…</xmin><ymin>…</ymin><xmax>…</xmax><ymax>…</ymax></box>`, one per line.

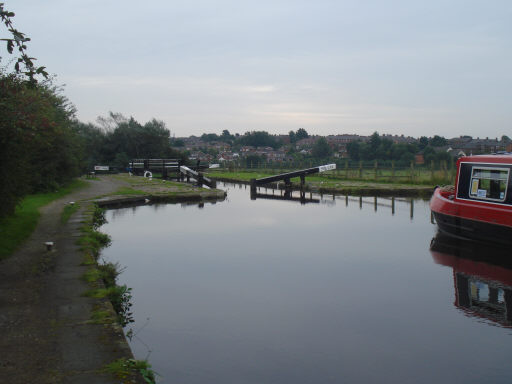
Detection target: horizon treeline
<box><xmin>0</xmin><ymin>68</ymin><xmax>184</xmax><ymax>217</ymax></box>
<box><xmin>178</xmin><ymin>129</ymin><xmax>458</xmax><ymax>165</ymax></box>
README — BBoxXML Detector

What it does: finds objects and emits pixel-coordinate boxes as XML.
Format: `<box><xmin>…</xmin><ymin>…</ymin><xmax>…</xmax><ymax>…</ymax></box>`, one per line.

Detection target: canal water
<box><xmin>101</xmin><ymin>183</ymin><xmax>512</xmax><ymax>384</ymax></box>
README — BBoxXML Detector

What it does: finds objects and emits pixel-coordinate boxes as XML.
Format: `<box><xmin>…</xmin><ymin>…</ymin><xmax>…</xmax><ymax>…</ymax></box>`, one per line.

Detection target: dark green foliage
<box><xmin>244</xmin><ymin>154</ymin><xmax>266</xmax><ymax>167</ymax></box>
<box><xmin>312</xmin><ymin>137</ymin><xmax>332</xmax><ymax>158</ymax></box>
<box><xmin>0</xmin><ymin>71</ymin><xmax>82</xmax><ymax>217</ymax></box>
<box><xmin>430</xmin><ymin>135</ymin><xmax>447</xmax><ymax>147</ymax></box>
<box><xmin>220</xmin><ymin>129</ymin><xmax>234</xmax><ymax>143</ymax></box>
<box><xmin>104</xmin><ymin>358</ymin><xmax>156</xmax><ymax>383</ymax></box>
<box><xmin>201</xmin><ymin>133</ymin><xmax>220</xmax><ymax>142</ymax></box>
<box><xmin>97</xmin><ymin>261</ymin><xmax>122</xmax><ymax>288</ymax></box>
<box><xmin>76</xmin><ymin>112</ymin><xmax>185</xmax><ymax>170</ymax></box>
<box><xmin>92</xmin><ymin>204</ymin><xmax>107</xmax><ymax>229</ymax></box>
<box><xmin>345</xmin><ymin>132</ymin><xmax>449</xmax><ymax>165</ymax></box>
<box><xmin>172</xmin><ymin>138</ymin><xmax>185</xmax><ymax>147</ymax></box>
<box><xmin>108</xmin><ymin>284</ymin><xmax>134</xmax><ymax>327</ymax></box>
<box><xmin>238</xmin><ymin>131</ymin><xmax>282</xmax><ymax>149</ymax></box>
<box><xmin>0</xmin><ymin>3</ymin><xmax>48</xmax><ymax>82</ymax></box>
<box><xmin>296</xmin><ymin>128</ymin><xmax>309</xmax><ymax>140</ymax></box>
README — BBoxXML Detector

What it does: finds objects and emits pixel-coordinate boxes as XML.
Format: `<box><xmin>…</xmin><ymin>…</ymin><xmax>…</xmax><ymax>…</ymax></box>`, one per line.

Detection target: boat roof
<box><xmin>458</xmin><ymin>153</ymin><xmax>512</xmax><ymax>164</ymax></box>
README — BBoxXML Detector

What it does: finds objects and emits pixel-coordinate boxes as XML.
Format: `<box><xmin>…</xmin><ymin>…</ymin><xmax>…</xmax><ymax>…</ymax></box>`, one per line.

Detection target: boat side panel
<box><xmin>431</xmin><ymin>188</ymin><xmax>512</xmax><ymax>227</ymax></box>
<box><xmin>432</xmin><ymin>210</ymin><xmax>512</xmax><ymax>245</ymax></box>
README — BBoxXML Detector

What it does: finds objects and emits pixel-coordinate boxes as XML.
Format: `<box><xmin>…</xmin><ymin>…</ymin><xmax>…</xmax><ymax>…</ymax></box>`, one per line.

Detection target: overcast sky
<box><xmin>5</xmin><ymin>0</ymin><xmax>512</xmax><ymax>138</ymax></box>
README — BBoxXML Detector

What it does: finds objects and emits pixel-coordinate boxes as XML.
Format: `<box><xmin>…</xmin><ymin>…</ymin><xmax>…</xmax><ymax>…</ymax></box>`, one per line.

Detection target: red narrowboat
<box><xmin>430</xmin><ymin>154</ymin><xmax>512</xmax><ymax>244</ymax></box>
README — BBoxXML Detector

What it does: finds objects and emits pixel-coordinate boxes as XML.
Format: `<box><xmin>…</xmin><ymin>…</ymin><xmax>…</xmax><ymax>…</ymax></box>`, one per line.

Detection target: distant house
<box><xmin>218</xmin><ymin>152</ymin><xmax>239</xmax><ymax>162</ymax></box>
<box><xmin>447</xmin><ymin>137</ymin><xmax>503</xmax><ymax>155</ymax></box>
<box><xmin>415</xmin><ymin>154</ymin><xmax>425</xmax><ymax>165</ymax></box>
<box><xmin>189</xmin><ymin>151</ymin><xmax>213</xmax><ymax>162</ymax></box>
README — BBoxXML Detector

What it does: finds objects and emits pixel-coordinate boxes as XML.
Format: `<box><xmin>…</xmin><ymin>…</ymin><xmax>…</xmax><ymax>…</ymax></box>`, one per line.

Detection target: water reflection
<box><xmin>250</xmin><ymin>187</ymin><xmax>320</xmax><ymax>204</ymax></box>
<box><xmin>239</xmin><ymin>182</ymin><xmax>417</xmax><ymax>216</ymax></box>
<box><xmin>100</xmin><ymin>184</ymin><xmax>512</xmax><ymax>384</ymax></box>
<box><xmin>431</xmin><ymin>233</ymin><xmax>512</xmax><ymax>328</ymax></box>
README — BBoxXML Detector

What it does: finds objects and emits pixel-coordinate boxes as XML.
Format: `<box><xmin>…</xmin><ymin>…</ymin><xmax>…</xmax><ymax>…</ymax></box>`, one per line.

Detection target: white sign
<box><xmin>318</xmin><ymin>164</ymin><xmax>336</xmax><ymax>172</ymax></box>
<box><xmin>94</xmin><ymin>165</ymin><xmax>109</xmax><ymax>171</ymax></box>
<box><xmin>209</xmin><ymin>164</ymin><xmax>220</xmax><ymax>168</ymax></box>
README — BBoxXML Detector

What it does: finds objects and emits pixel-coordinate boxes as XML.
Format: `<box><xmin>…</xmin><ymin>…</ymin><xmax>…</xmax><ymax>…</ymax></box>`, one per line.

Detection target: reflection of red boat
<box><xmin>430</xmin><ymin>154</ymin><xmax>512</xmax><ymax>244</ymax></box>
<box><xmin>430</xmin><ymin>234</ymin><xmax>512</xmax><ymax>328</ymax></box>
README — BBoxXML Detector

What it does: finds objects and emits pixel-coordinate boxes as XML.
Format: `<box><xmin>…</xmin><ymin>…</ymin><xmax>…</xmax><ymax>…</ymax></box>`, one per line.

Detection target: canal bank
<box><xmin>0</xmin><ymin>175</ymin><xmax>225</xmax><ymax>384</ymax></box>
<box><xmin>210</xmin><ymin>175</ymin><xmax>434</xmax><ymax>197</ymax></box>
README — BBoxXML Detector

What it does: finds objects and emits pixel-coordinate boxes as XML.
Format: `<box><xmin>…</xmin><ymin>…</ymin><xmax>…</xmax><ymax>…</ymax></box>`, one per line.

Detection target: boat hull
<box><xmin>431</xmin><ymin>188</ymin><xmax>512</xmax><ymax>245</ymax></box>
<box><xmin>432</xmin><ymin>210</ymin><xmax>512</xmax><ymax>244</ymax></box>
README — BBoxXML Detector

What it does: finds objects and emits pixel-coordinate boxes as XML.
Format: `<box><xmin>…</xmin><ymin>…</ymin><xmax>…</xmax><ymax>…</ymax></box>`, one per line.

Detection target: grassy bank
<box><xmin>206</xmin><ymin>168</ymin><xmax>454</xmax><ymax>186</ymax></box>
<box><xmin>206</xmin><ymin>170</ymin><xmax>437</xmax><ymax>197</ymax></box>
<box><xmin>92</xmin><ymin>174</ymin><xmax>226</xmax><ymax>208</ymax></box>
<box><xmin>207</xmin><ymin>163</ymin><xmax>455</xmax><ymax>185</ymax></box>
<box><xmin>78</xmin><ymin>203</ymin><xmax>157</xmax><ymax>383</ymax></box>
<box><xmin>0</xmin><ymin>179</ymin><xmax>89</xmax><ymax>260</ymax></box>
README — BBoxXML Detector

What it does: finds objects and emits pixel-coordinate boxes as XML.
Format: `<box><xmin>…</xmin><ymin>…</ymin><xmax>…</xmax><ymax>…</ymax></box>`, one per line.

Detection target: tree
<box><xmin>238</xmin><ymin>131</ymin><xmax>282</xmax><ymax>149</ymax></box>
<box><xmin>418</xmin><ymin>136</ymin><xmax>429</xmax><ymax>150</ymax></box>
<box><xmin>430</xmin><ymin>135</ymin><xmax>447</xmax><ymax>147</ymax></box>
<box><xmin>0</xmin><ymin>72</ymin><xmax>81</xmax><ymax>216</ymax></box>
<box><xmin>369</xmin><ymin>132</ymin><xmax>381</xmax><ymax>152</ymax></box>
<box><xmin>289</xmin><ymin>130</ymin><xmax>296</xmax><ymax>144</ymax></box>
<box><xmin>220</xmin><ymin>129</ymin><xmax>233</xmax><ymax>143</ymax></box>
<box><xmin>201</xmin><ymin>133</ymin><xmax>219</xmax><ymax>142</ymax></box>
<box><xmin>0</xmin><ymin>3</ymin><xmax>48</xmax><ymax>82</ymax></box>
<box><xmin>347</xmin><ymin>141</ymin><xmax>361</xmax><ymax>161</ymax></box>
<box><xmin>296</xmin><ymin>128</ymin><xmax>309</xmax><ymax>140</ymax></box>
<box><xmin>312</xmin><ymin>137</ymin><xmax>332</xmax><ymax>158</ymax></box>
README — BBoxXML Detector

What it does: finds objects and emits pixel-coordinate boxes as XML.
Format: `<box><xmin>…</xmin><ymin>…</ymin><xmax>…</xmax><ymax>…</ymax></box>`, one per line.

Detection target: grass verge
<box><xmin>0</xmin><ymin>179</ymin><xmax>89</xmax><ymax>260</ymax></box>
<box><xmin>104</xmin><ymin>358</ymin><xmax>156</xmax><ymax>383</ymax></box>
<box><xmin>61</xmin><ymin>202</ymin><xmax>80</xmax><ymax>223</ymax></box>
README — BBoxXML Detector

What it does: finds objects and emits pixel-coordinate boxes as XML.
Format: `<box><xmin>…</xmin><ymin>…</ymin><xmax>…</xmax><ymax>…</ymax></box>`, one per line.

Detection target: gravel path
<box><xmin>0</xmin><ymin>176</ymin><xmax>144</xmax><ymax>383</ymax></box>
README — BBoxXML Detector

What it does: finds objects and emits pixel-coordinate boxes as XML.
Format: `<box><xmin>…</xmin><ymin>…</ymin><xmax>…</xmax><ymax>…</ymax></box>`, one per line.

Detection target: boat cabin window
<box><xmin>469</xmin><ymin>167</ymin><xmax>509</xmax><ymax>202</ymax></box>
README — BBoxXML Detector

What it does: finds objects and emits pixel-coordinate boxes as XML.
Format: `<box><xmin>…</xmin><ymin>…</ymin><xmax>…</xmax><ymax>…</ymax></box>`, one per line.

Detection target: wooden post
<box><xmin>391</xmin><ymin>197</ymin><xmax>395</xmax><ymax>215</ymax></box>
<box><xmin>250</xmin><ymin>179</ymin><xmax>256</xmax><ymax>200</ymax></box>
<box><xmin>177</xmin><ymin>159</ymin><xmax>182</xmax><ymax>180</ymax></box>
<box><xmin>374</xmin><ymin>196</ymin><xmax>377</xmax><ymax>211</ymax></box>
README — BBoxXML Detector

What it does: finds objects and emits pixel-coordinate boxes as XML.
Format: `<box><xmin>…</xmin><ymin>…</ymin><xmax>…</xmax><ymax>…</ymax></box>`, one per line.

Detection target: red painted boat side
<box><xmin>430</xmin><ymin>154</ymin><xmax>512</xmax><ymax>229</ymax></box>
<box><xmin>430</xmin><ymin>188</ymin><xmax>512</xmax><ymax>228</ymax></box>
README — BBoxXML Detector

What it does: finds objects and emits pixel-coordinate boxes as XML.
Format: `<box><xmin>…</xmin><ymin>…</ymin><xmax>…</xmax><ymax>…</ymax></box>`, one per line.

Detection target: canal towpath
<box><xmin>0</xmin><ymin>175</ymin><xmax>225</xmax><ymax>383</ymax></box>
